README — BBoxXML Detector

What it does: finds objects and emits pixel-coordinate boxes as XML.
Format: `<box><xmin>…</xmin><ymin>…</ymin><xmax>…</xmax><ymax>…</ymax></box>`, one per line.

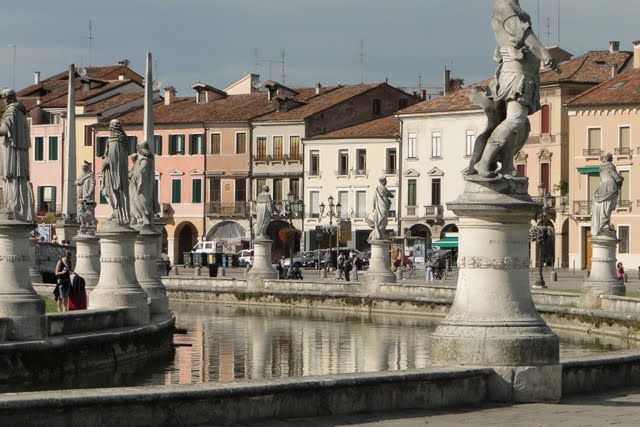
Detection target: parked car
<box><xmin>283</xmin><ymin>251</ymin><xmax>317</xmax><ymax>268</ymax></box>
<box><xmin>238</xmin><ymin>249</ymin><xmax>254</xmax><ymax>267</ymax></box>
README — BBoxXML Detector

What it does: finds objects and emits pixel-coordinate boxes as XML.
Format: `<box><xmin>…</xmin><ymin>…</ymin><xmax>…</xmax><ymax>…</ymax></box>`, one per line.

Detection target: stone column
<box><xmin>29</xmin><ymin>237</ymin><xmax>42</xmax><ymax>284</ymax></box>
<box><xmin>74</xmin><ymin>231</ymin><xmax>101</xmax><ymax>289</ymax></box>
<box><xmin>364</xmin><ymin>239</ymin><xmax>396</xmax><ymax>293</ymax></box>
<box><xmin>247</xmin><ymin>239</ymin><xmax>277</xmax><ymax>289</ymax></box>
<box><xmin>167</xmin><ymin>237</ymin><xmax>176</xmax><ymax>265</ymax></box>
<box><xmin>429</xmin><ymin>180</ymin><xmax>560</xmax><ymax>403</ymax></box>
<box><xmin>580</xmin><ymin>234</ymin><xmax>625</xmax><ymax>308</ymax></box>
<box><xmin>135</xmin><ymin>226</ymin><xmax>169</xmax><ymax>314</ymax></box>
<box><xmin>89</xmin><ymin>223</ymin><xmax>150</xmax><ymax>326</ymax></box>
<box><xmin>0</xmin><ymin>215</ymin><xmax>45</xmax><ymax>340</ymax></box>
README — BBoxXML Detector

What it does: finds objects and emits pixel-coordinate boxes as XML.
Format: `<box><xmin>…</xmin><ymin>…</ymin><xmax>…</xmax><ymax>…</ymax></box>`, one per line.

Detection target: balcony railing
<box><xmin>253</xmin><ymin>154</ymin><xmax>268</xmax><ymax>162</ymax></box>
<box><xmin>406</xmin><ymin>206</ymin><xmax>418</xmax><ymax>217</ymax></box>
<box><xmin>531</xmin><ymin>195</ymin><xmax>557</xmax><ymax>209</ymax></box>
<box><xmin>618</xmin><ymin>199</ymin><xmax>632</xmax><ymax>210</ymax></box>
<box><xmin>615</xmin><ymin>147</ymin><xmax>633</xmax><ymax>156</ymax></box>
<box><xmin>573</xmin><ymin>200</ymin><xmax>592</xmax><ymax>217</ymax></box>
<box><xmin>583</xmin><ymin>148</ymin><xmax>603</xmax><ymax>158</ymax></box>
<box><xmin>205</xmin><ymin>202</ymin><xmax>250</xmax><ymax>218</ymax></box>
<box><xmin>36</xmin><ymin>204</ymin><xmax>62</xmax><ymax>217</ymax></box>
<box><xmin>424</xmin><ymin>205</ymin><xmax>444</xmax><ymax>219</ymax></box>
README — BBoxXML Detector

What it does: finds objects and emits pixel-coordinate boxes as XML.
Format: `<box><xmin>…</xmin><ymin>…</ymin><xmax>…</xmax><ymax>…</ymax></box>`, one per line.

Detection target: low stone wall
<box><xmin>379</xmin><ymin>283</ymin><xmax>456</xmax><ymax>299</ymax></box>
<box><xmin>562</xmin><ymin>351</ymin><xmax>640</xmax><ymax>395</ymax></box>
<box><xmin>601</xmin><ymin>295</ymin><xmax>640</xmax><ymax>314</ymax></box>
<box><xmin>0</xmin><ymin>368</ymin><xmax>492</xmax><ymax>426</ymax></box>
<box><xmin>47</xmin><ymin>308</ymin><xmax>128</xmax><ymax>337</ymax></box>
<box><xmin>264</xmin><ymin>279</ymin><xmax>362</xmax><ymax>294</ymax></box>
<box><xmin>532</xmin><ymin>290</ymin><xmax>580</xmax><ymax>307</ymax></box>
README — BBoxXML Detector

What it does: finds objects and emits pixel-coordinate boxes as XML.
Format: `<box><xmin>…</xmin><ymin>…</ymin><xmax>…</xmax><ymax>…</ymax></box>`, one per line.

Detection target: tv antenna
<box><xmin>545</xmin><ymin>17</ymin><xmax>552</xmax><ymax>47</ymax></box>
<box><xmin>260</xmin><ymin>49</ymin><xmax>286</xmax><ymax>84</ymax></box>
<box><xmin>83</xmin><ymin>19</ymin><xmax>95</xmax><ymax>66</ymax></box>
<box><xmin>360</xmin><ymin>39</ymin><xmax>365</xmax><ymax>83</ymax></box>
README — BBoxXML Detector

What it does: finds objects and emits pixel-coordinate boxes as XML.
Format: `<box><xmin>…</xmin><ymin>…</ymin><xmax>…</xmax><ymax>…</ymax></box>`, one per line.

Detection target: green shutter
<box><xmin>154</xmin><ymin>135</ymin><xmax>162</xmax><ymax>155</ymax></box>
<box><xmin>172</xmin><ymin>180</ymin><xmax>181</xmax><ymax>203</ymax></box>
<box><xmin>192</xmin><ymin>179</ymin><xmax>202</xmax><ymax>203</ymax></box>
<box><xmin>48</xmin><ymin>137</ymin><xmax>58</xmax><ymax>161</ymax></box>
<box><xmin>35</xmin><ymin>137</ymin><xmax>44</xmax><ymax>161</ymax></box>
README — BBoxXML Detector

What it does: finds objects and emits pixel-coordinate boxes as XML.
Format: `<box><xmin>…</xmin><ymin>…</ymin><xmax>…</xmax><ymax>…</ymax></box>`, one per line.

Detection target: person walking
<box><xmin>343</xmin><ymin>256</ymin><xmax>352</xmax><ymax>282</ymax></box>
<box><xmin>337</xmin><ymin>252</ymin><xmax>345</xmax><ymax>280</ymax></box>
<box><xmin>324</xmin><ymin>250</ymin><xmax>332</xmax><ymax>273</ymax></box>
<box><xmin>616</xmin><ymin>262</ymin><xmax>625</xmax><ymax>283</ymax></box>
<box><xmin>351</xmin><ymin>253</ymin><xmax>360</xmax><ymax>281</ymax></box>
<box><xmin>54</xmin><ymin>250</ymin><xmax>73</xmax><ymax>312</ymax></box>
<box><xmin>425</xmin><ymin>258</ymin><xmax>434</xmax><ymax>283</ymax></box>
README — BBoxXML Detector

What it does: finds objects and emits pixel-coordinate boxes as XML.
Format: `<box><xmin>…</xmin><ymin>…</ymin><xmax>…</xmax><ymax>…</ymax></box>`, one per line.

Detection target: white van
<box><xmin>192</xmin><ymin>241</ymin><xmax>220</xmax><ymax>254</ymax></box>
<box><xmin>238</xmin><ymin>249</ymin><xmax>254</xmax><ymax>267</ymax></box>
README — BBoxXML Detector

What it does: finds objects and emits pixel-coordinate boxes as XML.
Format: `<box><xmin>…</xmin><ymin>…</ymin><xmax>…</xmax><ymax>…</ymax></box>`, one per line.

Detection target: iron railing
<box><xmin>583</xmin><ymin>148</ymin><xmax>603</xmax><ymax>157</ymax></box>
<box><xmin>615</xmin><ymin>147</ymin><xmax>633</xmax><ymax>156</ymax></box>
<box><xmin>573</xmin><ymin>200</ymin><xmax>592</xmax><ymax>216</ymax></box>
<box><xmin>205</xmin><ymin>202</ymin><xmax>250</xmax><ymax>217</ymax></box>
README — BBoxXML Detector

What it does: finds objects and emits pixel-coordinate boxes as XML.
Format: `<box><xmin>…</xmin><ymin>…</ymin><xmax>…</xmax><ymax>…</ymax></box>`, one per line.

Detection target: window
<box><xmin>541</xmin><ymin>104</ymin><xmax>550</xmax><ymax>134</ymax></box>
<box><xmin>389</xmin><ymin>189</ymin><xmax>397</xmax><ymax>217</ymax></box>
<box><xmin>255</xmin><ymin>178</ymin><xmax>266</xmax><ymax>198</ymax></box>
<box><xmin>169</xmin><ymin>134</ymin><xmax>185</xmax><ymax>155</ymax></box>
<box><xmin>619</xmin><ymin>226</ymin><xmax>630</xmax><ymax>254</ymax></box>
<box><xmin>620</xmin><ymin>170</ymin><xmax>630</xmax><ymax>202</ymax></box>
<box><xmin>398</xmin><ymin>99</ymin><xmax>408</xmax><ymax>110</ymax></box>
<box><xmin>588</xmin><ymin>173</ymin><xmax>600</xmax><ymax>201</ymax></box>
<box><xmin>431</xmin><ymin>178</ymin><xmax>441</xmax><ymax>206</ymax></box>
<box><xmin>407</xmin><ymin>179</ymin><xmax>417</xmax><ymax>206</ymax></box>
<box><xmin>356</xmin><ymin>149</ymin><xmax>366</xmax><ymax>174</ymax></box>
<box><xmin>431</xmin><ymin>132</ymin><xmax>442</xmax><ymax>158</ymax></box>
<box><xmin>171</xmin><ymin>179</ymin><xmax>182</xmax><ymax>203</ymax></box>
<box><xmin>338</xmin><ymin>150</ymin><xmax>349</xmax><ymax>175</ymax></box>
<box><xmin>516</xmin><ymin>164</ymin><xmax>526</xmax><ymax>177</ymax></box>
<box><xmin>84</xmin><ymin>126</ymin><xmax>92</xmax><ymax>147</ymax></box>
<box><xmin>154</xmin><ymin>135</ymin><xmax>163</xmax><ymax>156</ymax></box>
<box><xmin>209</xmin><ymin>133</ymin><xmax>221</xmax><ymax>155</ymax></box>
<box><xmin>197</xmin><ymin>91</ymin><xmax>206</xmax><ymax>103</ymax></box>
<box><xmin>310</xmin><ymin>151</ymin><xmax>320</xmax><ymax>175</ymax></box>
<box><xmin>407</xmin><ymin>133</ymin><xmax>417</xmax><ymax>158</ymax></box>
<box><xmin>372</xmin><ymin>99</ymin><xmax>382</xmax><ymax>115</ymax></box>
<box><xmin>619</xmin><ymin>126</ymin><xmax>631</xmax><ymax>149</ymax></box>
<box><xmin>289</xmin><ymin>178</ymin><xmax>300</xmax><ymax>199</ymax></box>
<box><xmin>309</xmin><ymin>191</ymin><xmax>320</xmax><ymax>217</ymax></box>
<box><xmin>236</xmin><ymin>133</ymin><xmax>247</xmax><ymax>154</ymax></box>
<box><xmin>540</xmin><ymin>163</ymin><xmax>550</xmax><ymax>195</ymax></box>
<box><xmin>191</xmin><ymin>179</ymin><xmax>202</xmax><ymax>203</ymax></box>
<box><xmin>338</xmin><ymin>191</ymin><xmax>349</xmax><ymax>218</ymax></box>
<box><xmin>465</xmin><ymin>131</ymin><xmax>476</xmax><ymax>157</ymax></box>
<box><xmin>588</xmin><ymin>128</ymin><xmax>601</xmax><ymax>150</ymax></box>
<box><xmin>235</xmin><ymin>178</ymin><xmax>246</xmax><ymax>202</ymax></box>
<box><xmin>189</xmin><ymin>134</ymin><xmax>205</xmax><ymax>155</ymax></box>
<box><xmin>273</xmin><ymin>178</ymin><xmax>283</xmax><ymax>201</ymax></box>
<box><xmin>386</xmin><ymin>148</ymin><xmax>397</xmax><ymax>174</ymax></box>
<box><xmin>209</xmin><ymin>178</ymin><xmax>221</xmax><ymax>202</ymax></box>
<box><xmin>356</xmin><ymin>191</ymin><xmax>367</xmax><ymax>217</ymax></box>
<box><xmin>128</xmin><ymin>135</ymin><xmax>138</xmax><ymax>155</ymax></box>
<box><xmin>289</xmin><ymin>136</ymin><xmax>300</xmax><ymax>159</ymax></box>
<box><xmin>257</xmin><ymin>137</ymin><xmax>267</xmax><ymax>160</ymax></box>
<box><xmin>96</xmin><ymin>136</ymin><xmax>108</xmax><ymax>157</ymax></box>
<box><xmin>273</xmin><ymin>136</ymin><xmax>283</xmax><ymax>160</ymax></box>
<box><xmin>34</xmin><ymin>137</ymin><xmax>44</xmax><ymax>161</ymax></box>
<box><xmin>36</xmin><ymin>186</ymin><xmax>56</xmax><ymax>213</ymax></box>
<box><xmin>48</xmin><ymin>136</ymin><xmax>58</xmax><ymax>161</ymax></box>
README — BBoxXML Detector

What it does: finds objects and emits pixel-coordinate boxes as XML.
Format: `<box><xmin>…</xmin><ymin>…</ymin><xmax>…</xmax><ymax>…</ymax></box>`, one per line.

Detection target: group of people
<box><xmin>53</xmin><ymin>251</ymin><xmax>87</xmax><ymax>312</ymax></box>
<box><xmin>425</xmin><ymin>256</ymin><xmax>446</xmax><ymax>283</ymax></box>
<box><xmin>335</xmin><ymin>250</ymin><xmax>360</xmax><ymax>282</ymax></box>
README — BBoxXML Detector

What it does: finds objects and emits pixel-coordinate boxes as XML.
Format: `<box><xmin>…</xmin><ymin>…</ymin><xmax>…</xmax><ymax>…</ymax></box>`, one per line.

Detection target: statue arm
<box><xmin>503</xmin><ymin>15</ymin><xmax>556</xmax><ymax>70</ymax></box>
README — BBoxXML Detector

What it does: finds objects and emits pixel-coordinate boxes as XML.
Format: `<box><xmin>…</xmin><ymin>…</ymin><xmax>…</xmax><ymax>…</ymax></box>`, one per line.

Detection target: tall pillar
<box><xmin>167</xmin><ymin>237</ymin><xmax>176</xmax><ymax>265</ymax></box>
<box><xmin>0</xmin><ymin>214</ymin><xmax>45</xmax><ymax>340</ymax></box>
<box><xmin>580</xmin><ymin>234</ymin><xmax>625</xmax><ymax>308</ymax></box>
<box><xmin>429</xmin><ymin>178</ymin><xmax>560</xmax><ymax>403</ymax></box>
<box><xmin>29</xmin><ymin>237</ymin><xmax>42</xmax><ymax>284</ymax></box>
<box><xmin>89</xmin><ymin>222</ymin><xmax>149</xmax><ymax>326</ymax></box>
<box><xmin>247</xmin><ymin>238</ymin><xmax>277</xmax><ymax>289</ymax></box>
<box><xmin>135</xmin><ymin>226</ymin><xmax>169</xmax><ymax>314</ymax></box>
<box><xmin>74</xmin><ymin>231</ymin><xmax>100</xmax><ymax>289</ymax></box>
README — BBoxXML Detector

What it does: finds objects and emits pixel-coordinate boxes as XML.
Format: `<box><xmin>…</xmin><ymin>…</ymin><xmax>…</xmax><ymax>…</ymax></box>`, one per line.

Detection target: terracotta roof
<box><xmin>42</xmin><ymin>80</ymin><xmax>141</xmax><ymax>108</ymax></box>
<box><xmin>397</xmin><ymin>80</ymin><xmax>491</xmax><ymax>115</ymax></box>
<box><xmin>540</xmin><ymin>50</ymin><xmax>633</xmax><ymax>84</ymax></box>
<box><xmin>567</xmin><ymin>67</ymin><xmax>640</xmax><ymax>107</ymax></box>
<box><xmin>308</xmin><ymin>114</ymin><xmax>400</xmax><ymax>139</ymax></box>
<box><xmin>83</xmin><ymin>92</ymin><xmax>145</xmax><ymax>114</ymax></box>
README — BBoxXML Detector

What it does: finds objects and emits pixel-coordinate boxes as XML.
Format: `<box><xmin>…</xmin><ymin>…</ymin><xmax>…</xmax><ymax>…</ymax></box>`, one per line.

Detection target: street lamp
<box><xmin>319</xmin><ymin>196</ymin><xmax>341</xmax><ymax>271</ymax></box>
<box><xmin>530</xmin><ymin>182</ymin><xmax>555</xmax><ymax>288</ymax></box>
<box><xmin>284</xmin><ymin>191</ymin><xmax>303</xmax><ymax>272</ymax></box>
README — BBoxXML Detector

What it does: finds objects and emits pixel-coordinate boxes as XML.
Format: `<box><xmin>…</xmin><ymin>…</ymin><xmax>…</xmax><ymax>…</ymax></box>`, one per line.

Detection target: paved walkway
<box><xmin>254</xmin><ymin>387</ymin><xmax>640</xmax><ymax>427</ymax></box>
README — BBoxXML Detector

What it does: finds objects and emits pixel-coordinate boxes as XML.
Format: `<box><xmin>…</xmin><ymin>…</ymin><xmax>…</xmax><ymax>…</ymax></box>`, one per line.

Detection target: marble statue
<box><xmin>0</xmin><ymin>88</ymin><xmax>35</xmax><ymax>222</ymax></box>
<box><xmin>101</xmin><ymin>119</ymin><xmax>130</xmax><ymax>225</ymax></box>
<box><xmin>591</xmin><ymin>153</ymin><xmax>623</xmax><ymax>237</ymax></box>
<box><xmin>76</xmin><ymin>161</ymin><xmax>96</xmax><ymax>229</ymax></box>
<box><xmin>467</xmin><ymin>0</ymin><xmax>560</xmax><ymax>179</ymax></box>
<box><xmin>129</xmin><ymin>141</ymin><xmax>155</xmax><ymax>227</ymax></box>
<box><xmin>368</xmin><ymin>177</ymin><xmax>394</xmax><ymax>241</ymax></box>
<box><xmin>255</xmin><ymin>185</ymin><xmax>275</xmax><ymax>240</ymax></box>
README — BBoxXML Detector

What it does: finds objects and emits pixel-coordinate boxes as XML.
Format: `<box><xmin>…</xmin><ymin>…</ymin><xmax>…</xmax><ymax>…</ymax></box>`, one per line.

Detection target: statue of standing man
<box><xmin>76</xmin><ymin>160</ymin><xmax>96</xmax><ymax>230</ymax></box>
<box><xmin>129</xmin><ymin>141</ymin><xmax>155</xmax><ymax>227</ymax></box>
<box><xmin>0</xmin><ymin>88</ymin><xmax>35</xmax><ymax>222</ymax></box>
<box><xmin>468</xmin><ymin>0</ymin><xmax>560</xmax><ymax>179</ymax></box>
<box><xmin>101</xmin><ymin>119</ymin><xmax>130</xmax><ymax>225</ymax></box>
<box><xmin>591</xmin><ymin>153</ymin><xmax>623</xmax><ymax>238</ymax></box>
<box><xmin>255</xmin><ymin>185</ymin><xmax>275</xmax><ymax>240</ymax></box>
<box><xmin>368</xmin><ymin>177</ymin><xmax>394</xmax><ymax>241</ymax></box>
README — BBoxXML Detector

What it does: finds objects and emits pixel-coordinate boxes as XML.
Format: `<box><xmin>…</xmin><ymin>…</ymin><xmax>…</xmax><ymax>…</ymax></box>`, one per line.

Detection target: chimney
<box><xmin>81</xmin><ymin>78</ymin><xmax>90</xmax><ymax>92</ymax></box>
<box><xmin>421</xmin><ymin>89</ymin><xmax>427</xmax><ymax>100</ymax></box>
<box><xmin>164</xmin><ymin>86</ymin><xmax>176</xmax><ymax>106</ymax></box>
<box><xmin>118</xmin><ymin>59</ymin><xmax>130</xmax><ymax>67</ymax></box>
<box><xmin>609</xmin><ymin>41</ymin><xmax>620</xmax><ymax>53</ymax></box>
<box><xmin>443</xmin><ymin>67</ymin><xmax>451</xmax><ymax>95</ymax></box>
<box><xmin>315</xmin><ymin>82</ymin><xmax>322</xmax><ymax>95</ymax></box>
<box><xmin>34</xmin><ymin>71</ymin><xmax>41</xmax><ymax>85</ymax></box>
<box><xmin>634</xmin><ymin>40</ymin><xmax>640</xmax><ymax>69</ymax></box>
<box><xmin>611</xmin><ymin>64</ymin><xmax>618</xmax><ymax>78</ymax></box>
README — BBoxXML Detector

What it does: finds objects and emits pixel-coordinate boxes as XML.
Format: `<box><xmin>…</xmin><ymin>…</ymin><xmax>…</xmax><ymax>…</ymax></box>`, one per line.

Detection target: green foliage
<box><xmin>43</xmin><ymin>296</ymin><xmax>58</xmax><ymax>313</ymax></box>
<box><xmin>558</xmin><ymin>179</ymin><xmax>569</xmax><ymax>196</ymax></box>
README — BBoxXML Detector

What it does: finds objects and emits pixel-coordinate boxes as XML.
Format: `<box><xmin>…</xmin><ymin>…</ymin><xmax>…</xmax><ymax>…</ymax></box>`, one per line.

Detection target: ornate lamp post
<box><xmin>319</xmin><ymin>196</ymin><xmax>341</xmax><ymax>271</ymax></box>
<box><xmin>530</xmin><ymin>182</ymin><xmax>555</xmax><ymax>288</ymax></box>
<box><xmin>284</xmin><ymin>191</ymin><xmax>303</xmax><ymax>270</ymax></box>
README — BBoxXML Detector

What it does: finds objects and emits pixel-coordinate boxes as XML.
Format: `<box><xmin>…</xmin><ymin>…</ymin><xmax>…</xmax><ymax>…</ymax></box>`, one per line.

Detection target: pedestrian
<box><xmin>54</xmin><ymin>250</ymin><xmax>73</xmax><ymax>312</ymax></box>
<box><xmin>425</xmin><ymin>258</ymin><xmax>434</xmax><ymax>283</ymax></box>
<box><xmin>324</xmin><ymin>250</ymin><xmax>332</xmax><ymax>272</ymax></box>
<box><xmin>278</xmin><ymin>257</ymin><xmax>286</xmax><ymax>279</ymax></box>
<box><xmin>434</xmin><ymin>255</ymin><xmax>443</xmax><ymax>280</ymax></box>
<box><xmin>616</xmin><ymin>262</ymin><xmax>624</xmax><ymax>283</ymax></box>
<box><xmin>337</xmin><ymin>252</ymin><xmax>345</xmax><ymax>279</ymax></box>
<box><xmin>351</xmin><ymin>253</ymin><xmax>360</xmax><ymax>281</ymax></box>
<box><xmin>343</xmin><ymin>256</ymin><xmax>352</xmax><ymax>282</ymax></box>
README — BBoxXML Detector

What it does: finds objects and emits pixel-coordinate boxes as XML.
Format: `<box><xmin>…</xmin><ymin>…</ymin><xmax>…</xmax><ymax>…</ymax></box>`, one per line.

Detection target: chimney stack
<box><xmin>315</xmin><ymin>82</ymin><xmax>322</xmax><ymax>95</ymax></box>
<box><xmin>34</xmin><ymin>71</ymin><xmax>41</xmax><ymax>85</ymax></box>
<box><xmin>421</xmin><ymin>89</ymin><xmax>427</xmax><ymax>100</ymax></box>
<box><xmin>164</xmin><ymin>86</ymin><xmax>176</xmax><ymax>106</ymax></box>
<box><xmin>443</xmin><ymin>67</ymin><xmax>451</xmax><ymax>95</ymax></box>
<box><xmin>609</xmin><ymin>41</ymin><xmax>620</xmax><ymax>53</ymax></box>
<box><xmin>634</xmin><ymin>40</ymin><xmax>640</xmax><ymax>69</ymax></box>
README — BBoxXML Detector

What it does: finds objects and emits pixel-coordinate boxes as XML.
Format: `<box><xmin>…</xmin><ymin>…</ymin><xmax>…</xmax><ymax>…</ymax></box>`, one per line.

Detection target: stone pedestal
<box><xmin>247</xmin><ymin>239</ymin><xmax>277</xmax><ymax>289</ymax></box>
<box><xmin>29</xmin><ymin>237</ymin><xmax>42</xmax><ymax>284</ymax></box>
<box><xmin>364</xmin><ymin>240</ymin><xmax>396</xmax><ymax>292</ymax></box>
<box><xmin>55</xmin><ymin>217</ymin><xmax>80</xmax><ymax>244</ymax></box>
<box><xmin>135</xmin><ymin>226</ymin><xmax>169</xmax><ymax>314</ymax></box>
<box><xmin>74</xmin><ymin>231</ymin><xmax>101</xmax><ymax>289</ymax></box>
<box><xmin>580</xmin><ymin>234</ymin><xmax>625</xmax><ymax>309</ymax></box>
<box><xmin>89</xmin><ymin>222</ymin><xmax>150</xmax><ymax>326</ymax></box>
<box><xmin>429</xmin><ymin>179</ymin><xmax>560</xmax><ymax>403</ymax></box>
<box><xmin>0</xmin><ymin>215</ymin><xmax>45</xmax><ymax>340</ymax></box>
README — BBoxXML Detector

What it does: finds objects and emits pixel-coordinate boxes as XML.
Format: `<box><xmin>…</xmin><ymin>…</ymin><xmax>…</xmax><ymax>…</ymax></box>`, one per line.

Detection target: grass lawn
<box><xmin>43</xmin><ymin>296</ymin><xmax>58</xmax><ymax>313</ymax></box>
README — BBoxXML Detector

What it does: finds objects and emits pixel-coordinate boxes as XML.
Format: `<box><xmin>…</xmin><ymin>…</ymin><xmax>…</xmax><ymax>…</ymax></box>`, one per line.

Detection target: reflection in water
<box><xmin>159</xmin><ymin>301</ymin><xmax>638</xmax><ymax>386</ymax></box>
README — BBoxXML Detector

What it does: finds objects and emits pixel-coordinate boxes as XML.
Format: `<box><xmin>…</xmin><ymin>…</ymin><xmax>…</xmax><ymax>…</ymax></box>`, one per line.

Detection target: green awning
<box><xmin>432</xmin><ymin>237</ymin><xmax>458</xmax><ymax>248</ymax></box>
<box><xmin>577</xmin><ymin>166</ymin><xmax>600</xmax><ymax>174</ymax></box>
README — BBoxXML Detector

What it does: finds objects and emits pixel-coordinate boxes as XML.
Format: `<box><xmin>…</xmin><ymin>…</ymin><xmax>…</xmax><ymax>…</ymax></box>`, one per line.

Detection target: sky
<box><xmin>1</xmin><ymin>0</ymin><xmax>640</xmax><ymax>94</ymax></box>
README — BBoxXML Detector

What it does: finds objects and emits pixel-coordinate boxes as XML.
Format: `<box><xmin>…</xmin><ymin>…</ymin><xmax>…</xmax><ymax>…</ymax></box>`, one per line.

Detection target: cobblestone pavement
<box><xmin>252</xmin><ymin>387</ymin><xmax>640</xmax><ymax>427</ymax></box>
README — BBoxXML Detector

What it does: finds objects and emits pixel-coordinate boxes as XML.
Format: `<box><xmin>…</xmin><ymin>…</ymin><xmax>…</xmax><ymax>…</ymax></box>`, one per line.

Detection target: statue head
<box><xmin>0</xmin><ymin>88</ymin><xmax>16</xmax><ymax>105</ymax></box>
<box><xmin>603</xmin><ymin>152</ymin><xmax>613</xmax><ymax>163</ymax></box>
<box><xmin>379</xmin><ymin>176</ymin><xmax>387</xmax><ymax>186</ymax></box>
<box><xmin>109</xmin><ymin>119</ymin><xmax>123</xmax><ymax>132</ymax></box>
<box><xmin>262</xmin><ymin>184</ymin><xmax>270</xmax><ymax>193</ymax></box>
<box><xmin>81</xmin><ymin>161</ymin><xmax>91</xmax><ymax>173</ymax></box>
<box><xmin>137</xmin><ymin>140</ymin><xmax>152</xmax><ymax>156</ymax></box>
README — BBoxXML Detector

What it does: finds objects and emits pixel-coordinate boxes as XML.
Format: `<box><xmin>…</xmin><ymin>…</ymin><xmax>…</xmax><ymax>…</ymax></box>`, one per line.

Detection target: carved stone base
<box><xmin>580</xmin><ymin>234</ymin><xmax>625</xmax><ymax>309</ymax></box>
<box><xmin>135</xmin><ymin>226</ymin><xmax>169</xmax><ymax>315</ymax></box>
<box><xmin>89</xmin><ymin>221</ymin><xmax>150</xmax><ymax>326</ymax></box>
<box><xmin>247</xmin><ymin>239</ymin><xmax>277</xmax><ymax>289</ymax></box>
<box><xmin>74</xmin><ymin>232</ymin><xmax>101</xmax><ymax>289</ymax></box>
<box><xmin>429</xmin><ymin>180</ymin><xmax>560</xmax><ymax>403</ymax></box>
<box><xmin>29</xmin><ymin>237</ymin><xmax>42</xmax><ymax>284</ymax></box>
<box><xmin>55</xmin><ymin>217</ymin><xmax>80</xmax><ymax>244</ymax></box>
<box><xmin>364</xmin><ymin>240</ymin><xmax>396</xmax><ymax>292</ymax></box>
<box><xmin>0</xmin><ymin>215</ymin><xmax>45</xmax><ymax>340</ymax></box>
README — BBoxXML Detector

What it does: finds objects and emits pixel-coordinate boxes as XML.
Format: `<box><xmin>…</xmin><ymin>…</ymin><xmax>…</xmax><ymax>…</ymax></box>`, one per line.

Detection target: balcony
<box><xmin>424</xmin><ymin>205</ymin><xmax>444</xmax><ymax>220</ymax></box>
<box><xmin>36</xmin><ymin>204</ymin><xmax>62</xmax><ymax>220</ymax></box>
<box><xmin>618</xmin><ymin>199</ymin><xmax>632</xmax><ymax>211</ymax></box>
<box><xmin>253</xmin><ymin>154</ymin><xmax>268</xmax><ymax>163</ymax></box>
<box><xmin>284</xmin><ymin>153</ymin><xmax>303</xmax><ymax>163</ymax></box>
<box><xmin>205</xmin><ymin>202</ymin><xmax>250</xmax><ymax>218</ymax></box>
<box><xmin>405</xmin><ymin>206</ymin><xmax>418</xmax><ymax>217</ymax></box>
<box><xmin>615</xmin><ymin>147</ymin><xmax>633</xmax><ymax>157</ymax></box>
<box><xmin>583</xmin><ymin>148</ymin><xmax>603</xmax><ymax>158</ymax></box>
<box><xmin>573</xmin><ymin>200</ymin><xmax>592</xmax><ymax>217</ymax></box>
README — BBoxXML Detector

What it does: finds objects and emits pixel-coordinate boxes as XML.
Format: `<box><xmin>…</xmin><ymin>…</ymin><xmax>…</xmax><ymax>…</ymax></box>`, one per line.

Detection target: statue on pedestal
<box><xmin>467</xmin><ymin>0</ymin><xmax>560</xmax><ymax>180</ymax></box>
<box><xmin>76</xmin><ymin>161</ymin><xmax>96</xmax><ymax>230</ymax></box>
<box><xmin>255</xmin><ymin>185</ymin><xmax>275</xmax><ymax>240</ymax></box>
<box><xmin>101</xmin><ymin>119</ymin><xmax>130</xmax><ymax>225</ymax></box>
<box><xmin>368</xmin><ymin>177</ymin><xmax>394</xmax><ymax>241</ymax></box>
<box><xmin>0</xmin><ymin>88</ymin><xmax>35</xmax><ymax>222</ymax></box>
<box><xmin>129</xmin><ymin>141</ymin><xmax>155</xmax><ymax>227</ymax></box>
<box><xmin>591</xmin><ymin>153</ymin><xmax>623</xmax><ymax>238</ymax></box>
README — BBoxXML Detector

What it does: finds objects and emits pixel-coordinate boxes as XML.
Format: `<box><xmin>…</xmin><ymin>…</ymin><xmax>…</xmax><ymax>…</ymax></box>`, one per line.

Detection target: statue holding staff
<box><xmin>591</xmin><ymin>153</ymin><xmax>623</xmax><ymax>237</ymax></box>
<box><xmin>101</xmin><ymin>119</ymin><xmax>130</xmax><ymax>225</ymax></box>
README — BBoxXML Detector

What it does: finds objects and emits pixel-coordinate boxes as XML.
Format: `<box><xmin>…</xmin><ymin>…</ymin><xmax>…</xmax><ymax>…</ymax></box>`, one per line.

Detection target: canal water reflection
<box><xmin>159</xmin><ymin>301</ymin><xmax>637</xmax><ymax>386</ymax></box>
